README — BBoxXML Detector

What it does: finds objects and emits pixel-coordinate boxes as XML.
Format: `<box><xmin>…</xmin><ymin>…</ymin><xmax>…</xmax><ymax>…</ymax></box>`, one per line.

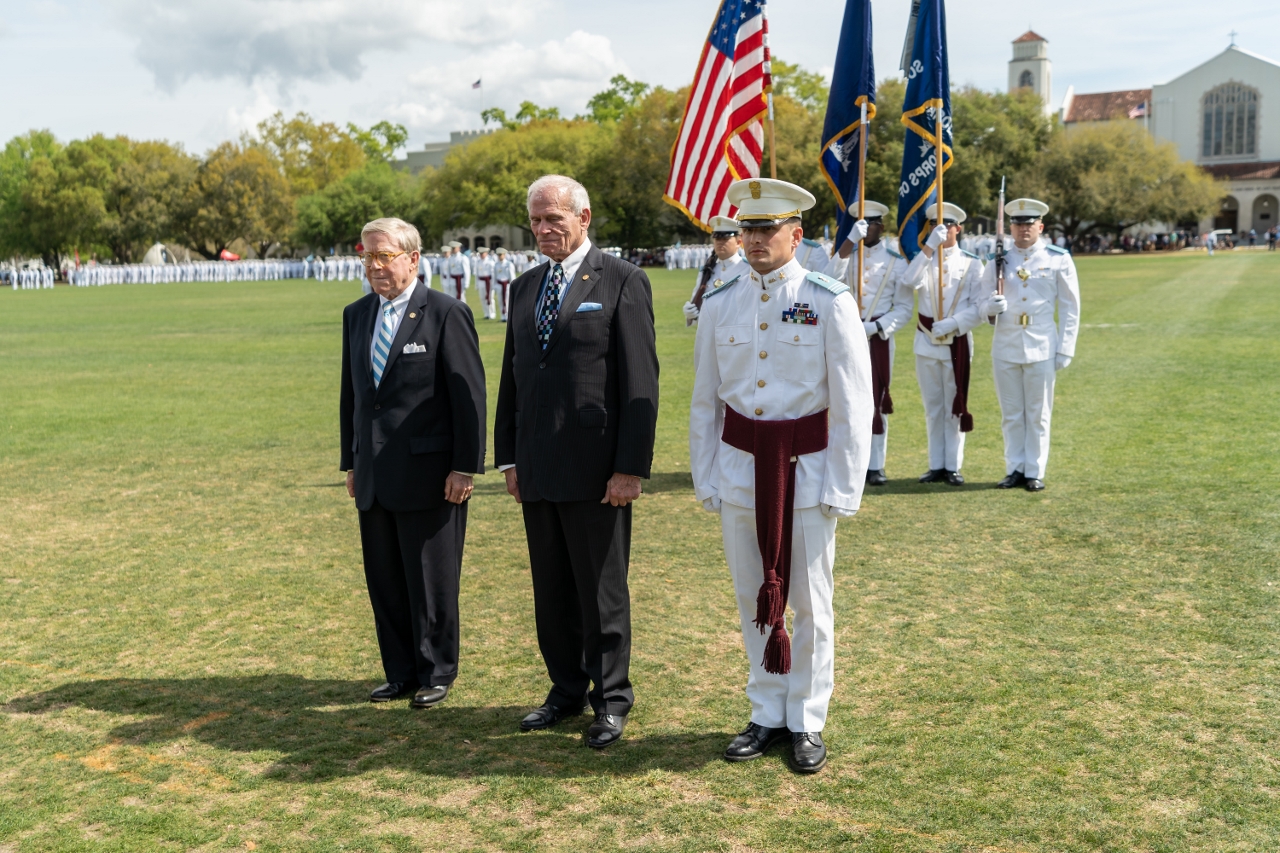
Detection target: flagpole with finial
<box><xmin>856</xmin><ymin>99</ymin><xmax>868</xmax><ymax>312</ymax></box>
<box><xmin>935</xmin><ymin>108</ymin><xmax>944</xmax><ymax>330</ymax></box>
<box><xmin>763</xmin><ymin>1</ymin><xmax>777</xmax><ymax>179</ymax></box>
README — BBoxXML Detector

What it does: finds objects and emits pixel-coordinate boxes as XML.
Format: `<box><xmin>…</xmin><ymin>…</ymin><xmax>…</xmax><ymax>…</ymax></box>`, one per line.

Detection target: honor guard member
<box><xmin>690</xmin><ymin>178</ymin><xmax>873</xmax><ymax>774</ymax></box>
<box><xmin>445</xmin><ymin>241</ymin><xmax>470</xmax><ymax>301</ymax></box>
<box><xmin>492</xmin><ymin>247</ymin><xmax>517</xmax><ymax>322</ymax></box>
<box><xmin>905</xmin><ymin>202</ymin><xmax>985</xmax><ymax>485</ymax></box>
<box><xmin>474</xmin><ymin>246</ymin><xmax>495</xmax><ymax>319</ymax></box>
<box><xmin>794</xmin><ymin>235</ymin><xmax>831</xmax><ymax>274</ymax></box>
<box><xmin>683</xmin><ymin>215</ymin><xmax>749</xmax><ymax>326</ymax></box>
<box><xmin>823</xmin><ymin>201</ymin><xmax>914</xmax><ymax>485</ymax></box>
<box><xmin>979</xmin><ymin>198</ymin><xmax>1080</xmax><ymax>491</ymax></box>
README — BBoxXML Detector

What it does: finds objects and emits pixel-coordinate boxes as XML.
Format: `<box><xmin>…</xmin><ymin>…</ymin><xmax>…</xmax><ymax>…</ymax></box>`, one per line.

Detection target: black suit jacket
<box><xmin>494</xmin><ymin>244</ymin><xmax>659</xmax><ymax>503</ymax></box>
<box><xmin>341</xmin><ymin>282</ymin><xmax>486</xmax><ymax>512</ymax></box>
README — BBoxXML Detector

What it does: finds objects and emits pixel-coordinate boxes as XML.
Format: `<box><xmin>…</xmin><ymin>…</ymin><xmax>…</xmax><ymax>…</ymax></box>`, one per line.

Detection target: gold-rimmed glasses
<box><xmin>358</xmin><ymin>250</ymin><xmax>408</xmax><ymax>267</ymax></box>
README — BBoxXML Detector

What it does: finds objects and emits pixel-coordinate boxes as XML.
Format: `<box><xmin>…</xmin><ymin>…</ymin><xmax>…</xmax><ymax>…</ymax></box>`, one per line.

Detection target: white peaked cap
<box><xmin>848</xmin><ymin>200</ymin><xmax>889</xmax><ymax>219</ymax></box>
<box><xmin>495</xmin><ymin>247</ymin><xmax>508</xmax><ymax>254</ymax></box>
<box><xmin>1007</xmin><ymin>198</ymin><xmax>1050</xmax><ymax>219</ymax></box>
<box><xmin>448</xmin><ymin>240</ymin><xmax>462</xmax><ymax>248</ymax></box>
<box><xmin>727</xmin><ymin>178</ymin><xmax>816</xmax><ymax>227</ymax></box>
<box><xmin>924</xmin><ymin>201</ymin><xmax>967</xmax><ymax>224</ymax></box>
<box><xmin>708</xmin><ymin>215</ymin><xmax>742</xmax><ymax>234</ymax></box>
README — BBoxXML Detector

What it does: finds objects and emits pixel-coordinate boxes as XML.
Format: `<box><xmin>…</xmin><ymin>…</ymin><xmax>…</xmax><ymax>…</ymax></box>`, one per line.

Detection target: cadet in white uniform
<box><xmin>492</xmin><ymin>247</ymin><xmax>518</xmax><ymax>322</ymax></box>
<box><xmin>979</xmin><ymin>198</ymin><xmax>1081</xmax><ymax>492</ymax></box>
<box><xmin>682</xmin><ymin>215</ymin><xmax>749</xmax><ymax>326</ymax></box>
<box><xmin>445</xmin><ymin>241</ymin><xmax>470</xmax><ymax>301</ymax></box>
<box><xmin>474</xmin><ymin>246</ymin><xmax>495</xmax><ymax>319</ymax></box>
<box><xmin>690</xmin><ymin>178</ymin><xmax>873</xmax><ymax>775</ymax></box>
<box><xmin>823</xmin><ymin>201</ymin><xmax>914</xmax><ymax>485</ymax></box>
<box><xmin>794</xmin><ymin>237</ymin><xmax>831</xmax><ymax>274</ymax></box>
<box><xmin>905</xmin><ymin>202</ymin><xmax>985</xmax><ymax>485</ymax></box>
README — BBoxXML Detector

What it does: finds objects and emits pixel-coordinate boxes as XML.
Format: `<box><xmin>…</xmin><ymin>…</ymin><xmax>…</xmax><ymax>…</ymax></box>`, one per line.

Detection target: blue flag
<box><xmin>819</xmin><ymin>0</ymin><xmax>876</xmax><ymax>249</ymax></box>
<box><xmin>896</xmin><ymin>0</ymin><xmax>953</xmax><ymax>260</ymax></box>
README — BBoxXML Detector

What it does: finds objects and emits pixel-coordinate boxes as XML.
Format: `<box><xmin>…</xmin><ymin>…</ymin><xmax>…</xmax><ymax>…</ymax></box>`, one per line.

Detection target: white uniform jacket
<box><xmin>979</xmin><ymin>240</ymin><xmax>1081</xmax><ymax>363</ymax></box>
<box><xmin>690</xmin><ymin>259</ymin><xmax>874</xmax><ymax>513</ymax></box>
<box><xmin>795</xmin><ymin>238</ymin><xmax>832</xmax><ymax>274</ymax></box>
<box><xmin>492</xmin><ymin>258</ymin><xmax>518</xmax><ymax>282</ymax></box>
<box><xmin>905</xmin><ymin>245</ymin><xmax>985</xmax><ymax>360</ymax></box>
<box><xmin>474</xmin><ymin>255</ymin><xmax>494</xmax><ymax>278</ymax></box>
<box><xmin>689</xmin><ymin>256</ymin><xmax>751</xmax><ymax>302</ymax></box>
<box><xmin>445</xmin><ymin>254</ymin><xmax>471</xmax><ymax>286</ymax></box>
<box><xmin>823</xmin><ymin>241</ymin><xmax>914</xmax><ymax>337</ymax></box>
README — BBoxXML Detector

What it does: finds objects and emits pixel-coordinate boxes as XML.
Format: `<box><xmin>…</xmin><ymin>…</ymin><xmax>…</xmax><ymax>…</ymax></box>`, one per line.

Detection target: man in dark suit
<box><xmin>495</xmin><ymin>175</ymin><xmax>659</xmax><ymax>748</ymax></box>
<box><xmin>340</xmin><ymin>217</ymin><xmax>486</xmax><ymax>709</ymax></box>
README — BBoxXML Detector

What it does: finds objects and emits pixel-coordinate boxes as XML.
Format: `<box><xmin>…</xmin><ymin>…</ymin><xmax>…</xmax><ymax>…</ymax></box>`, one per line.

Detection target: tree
<box><xmin>348</xmin><ymin>121</ymin><xmax>409</xmax><ymax>163</ymax></box>
<box><xmin>252</xmin><ymin>111</ymin><xmax>366</xmax><ymax>197</ymax></box>
<box><xmin>294</xmin><ymin>161</ymin><xmax>420</xmax><ymax>250</ymax></box>
<box><xmin>481</xmin><ymin>102</ymin><xmax>564</xmax><ymax>131</ymax></box>
<box><xmin>0</xmin><ymin>130</ymin><xmax>62</xmax><ymax>260</ymax></box>
<box><xmin>100</xmin><ymin>140</ymin><xmax>198</xmax><ymax>262</ymax></box>
<box><xmin>946</xmin><ymin>86</ymin><xmax>1055</xmax><ymax>222</ymax></box>
<box><xmin>582</xmin><ymin>75</ymin><xmax>650</xmax><ymax>124</ymax></box>
<box><xmin>179</xmin><ymin>142</ymin><xmax>292</xmax><ymax>260</ymax></box>
<box><xmin>20</xmin><ymin>134</ymin><xmax>132</xmax><ymax>267</ymax></box>
<box><xmin>1014</xmin><ymin>121</ymin><xmax>1221</xmax><ymax>238</ymax></box>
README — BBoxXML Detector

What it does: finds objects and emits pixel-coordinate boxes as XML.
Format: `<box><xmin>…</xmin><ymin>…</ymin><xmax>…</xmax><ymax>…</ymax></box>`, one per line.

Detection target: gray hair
<box><xmin>526</xmin><ymin>175</ymin><xmax>591</xmax><ymax>216</ymax></box>
<box><xmin>360</xmin><ymin>217</ymin><xmax>421</xmax><ymax>253</ymax></box>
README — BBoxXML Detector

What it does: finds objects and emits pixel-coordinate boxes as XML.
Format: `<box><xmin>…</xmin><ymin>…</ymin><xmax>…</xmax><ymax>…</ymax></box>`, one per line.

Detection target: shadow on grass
<box><xmin>6</xmin><ymin>676</ymin><xmax>730</xmax><ymax>780</ymax></box>
<box><xmin>863</xmin><ymin>479</ymin><xmax>1003</xmax><ymax>495</ymax></box>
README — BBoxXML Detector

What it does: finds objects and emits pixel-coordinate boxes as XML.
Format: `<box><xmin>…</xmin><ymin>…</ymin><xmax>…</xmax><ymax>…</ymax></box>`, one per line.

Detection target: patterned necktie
<box><xmin>537</xmin><ymin>264</ymin><xmax>565</xmax><ymax>350</ymax></box>
<box><xmin>372</xmin><ymin>301</ymin><xmax>396</xmax><ymax>387</ymax></box>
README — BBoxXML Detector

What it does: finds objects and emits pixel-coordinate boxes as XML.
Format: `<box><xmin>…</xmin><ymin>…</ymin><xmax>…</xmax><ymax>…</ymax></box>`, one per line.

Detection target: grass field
<box><xmin>1</xmin><ymin>250</ymin><xmax>1279</xmax><ymax>852</ymax></box>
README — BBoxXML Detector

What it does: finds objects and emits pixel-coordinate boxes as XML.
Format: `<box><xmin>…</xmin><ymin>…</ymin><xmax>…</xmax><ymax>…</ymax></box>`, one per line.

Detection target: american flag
<box><xmin>663</xmin><ymin>0</ymin><xmax>770</xmax><ymax>229</ymax></box>
<box><xmin>472</xmin><ymin>79</ymin><xmax>482</xmax><ymax>90</ymax></box>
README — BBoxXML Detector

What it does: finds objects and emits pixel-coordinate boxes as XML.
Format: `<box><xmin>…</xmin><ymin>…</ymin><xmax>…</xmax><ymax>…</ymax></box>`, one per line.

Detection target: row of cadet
<box><xmin>66</xmin><ymin>258</ymin><xmax>333</xmax><ymax>286</ymax></box>
<box><xmin>683</xmin><ymin>192</ymin><xmax>1080</xmax><ymax>494</ymax></box>
<box><xmin>371</xmin><ymin>241</ymin><xmax>548</xmax><ymax>323</ymax></box>
<box><xmin>3</xmin><ymin>268</ymin><xmax>56</xmax><ymax>289</ymax></box>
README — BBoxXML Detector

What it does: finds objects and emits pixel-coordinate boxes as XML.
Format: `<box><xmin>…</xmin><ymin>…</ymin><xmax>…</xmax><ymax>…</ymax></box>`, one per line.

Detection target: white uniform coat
<box><xmin>824</xmin><ymin>241</ymin><xmax>914</xmax><ymax>332</ymax></box>
<box><xmin>905</xmin><ymin>245</ymin><xmax>985</xmax><ymax>359</ymax></box>
<box><xmin>978</xmin><ymin>240</ymin><xmax>1081</xmax><ymax>363</ymax></box>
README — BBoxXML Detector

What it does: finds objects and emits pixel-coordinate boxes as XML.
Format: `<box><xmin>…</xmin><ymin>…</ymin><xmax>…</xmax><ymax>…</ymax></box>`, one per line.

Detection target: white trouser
<box><xmin>867</xmin><ymin>335</ymin><xmax>894</xmax><ymax>471</ymax></box>
<box><xmin>495</xmin><ymin>280</ymin><xmax>511</xmax><ymax>319</ymax></box>
<box><xmin>721</xmin><ymin>501</ymin><xmax>836</xmax><ymax>733</ymax></box>
<box><xmin>915</xmin><ymin>353</ymin><xmax>966</xmax><ymax>471</ymax></box>
<box><xmin>993</xmin><ymin>357</ymin><xmax>1055</xmax><ymax>479</ymax></box>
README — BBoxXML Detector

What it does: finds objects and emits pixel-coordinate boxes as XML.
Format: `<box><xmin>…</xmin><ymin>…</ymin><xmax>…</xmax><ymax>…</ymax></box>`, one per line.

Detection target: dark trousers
<box><xmin>358</xmin><ymin>498</ymin><xmax>467</xmax><ymax>687</ymax></box>
<box><xmin>522</xmin><ymin>499</ymin><xmax>634</xmax><ymax>716</ymax></box>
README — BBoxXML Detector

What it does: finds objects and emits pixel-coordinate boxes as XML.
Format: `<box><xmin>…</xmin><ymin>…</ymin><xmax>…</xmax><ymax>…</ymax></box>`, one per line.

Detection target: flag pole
<box><xmin>763</xmin><ymin>2</ymin><xmax>777</xmax><ymax>179</ymax></box>
<box><xmin>934</xmin><ymin>108</ymin><xmax>944</xmax><ymax>330</ymax></box>
<box><xmin>856</xmin><ymin>99</ymin><xmax>868</xmax><ymax>313</ymax></box>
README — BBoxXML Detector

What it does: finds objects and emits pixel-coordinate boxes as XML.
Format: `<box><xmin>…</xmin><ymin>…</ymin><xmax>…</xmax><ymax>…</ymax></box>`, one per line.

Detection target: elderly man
<box><xmin>682</xmin><ymin>215</ymin><xmax>748</xmax><ymax>327</ymax></box>
<box><xmin>494</xmin><ymin>175</ymin><xmax>659</xmax><ymax>749</ymax></box>
<box><xmin>690</xmin><ymin>178</ymin><xmax>873</xmax><ymax>774</ymax></box>
<box><xmin>340</xmin><ymin>218</ymin><xmax>487</xmax><ymax>708</ymax></box>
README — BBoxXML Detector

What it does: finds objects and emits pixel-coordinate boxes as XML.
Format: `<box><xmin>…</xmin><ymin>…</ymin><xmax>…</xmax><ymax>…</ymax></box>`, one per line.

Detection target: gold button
<box><xmin>793</xmin><ymin>335</ymin><xmax>800</xmax><ymax>341</ymax></box>
<box><xmin>759</xmin><ymin>351</ymin><xmax>767</xmax><ymax>359</ymax></box>
<box><xmin>761</xmin><ymin>294</ymin><xmax>769</xmax><ymax>302</ymax></box>
<box><xmin>758</xmin><ymin>379</ymin><xmax>766</xmax><ymax>387</ymax></box>
<box><xmin>754</xmin><ymin>408</ymin><xmax>763</xmax><ymax>416</ymax></box>
<box><xmin>728</xmin><ymin>336</ymin><xmax>735</xmax><ymax>342</ymax></box>
<box><xmin>760</xmin><ymin>322</ymin><xmax>768</xmax><ymax>330</ymax></box>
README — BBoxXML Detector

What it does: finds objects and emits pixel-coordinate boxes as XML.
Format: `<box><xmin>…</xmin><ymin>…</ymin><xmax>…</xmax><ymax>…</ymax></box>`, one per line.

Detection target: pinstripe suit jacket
<box><xmin>494</xmin><ymin>244</ymin><xmax>659</xmax><ymax>503</ymax></box>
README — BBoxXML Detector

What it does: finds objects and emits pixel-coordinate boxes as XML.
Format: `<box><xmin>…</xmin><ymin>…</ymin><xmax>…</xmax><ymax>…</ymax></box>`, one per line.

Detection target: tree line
<box><xmin>0</xmin><ymin>61</ymin><xmax>1222</xmax><ymax>268</ymax></box>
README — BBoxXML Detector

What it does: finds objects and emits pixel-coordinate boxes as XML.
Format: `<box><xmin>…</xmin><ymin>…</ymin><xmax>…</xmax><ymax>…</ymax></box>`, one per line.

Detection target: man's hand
<box><xmin>702</xmin><ymin>495</ymin><xmax>722</xmax><ymax>514</ymax></box>
<box><xmin>931</xmin><ymin>317</ymin><xmax>960</xmax><ymax>338</ymax></box>
<box><xmin>846</xmin><ymin>219</ymin><xmax>869</xmax><ymax>245</ymax></box>
<box><xmin>1055</xmin><ymin>354</ymin><xmax>1072</xmax><ymax>371</ymax></box>
<box><xmin>345</xmin><ymin>470</ymin><xmax>355</xmax><ymax>498</ymax></box>
<box><xmin>682</xmin><ymin>301</ymin><xmax>700</xmax><ymax>324</ymax></box>
<box><xmin>601</xmin><ymin>473</ymin><xmax>642</xmax><ymax>507</ymax></box>
<box><xmin>820</xmin><ymin>503</ymin><xmax>857</xmax><ymax>519</ymax></box>
<box><xmin>988</xmin><ymin>294</ymin><xmax>1008</xmax><ymax>315</ymax></box>
<box><xmin>444</xmin><ymin>472</ymin><xmax>474</xmax><ymax>504</ymax></box>
<box><xmin>504</xmin><ymin>467</ymin><xmax>521</xmax><ymax>504</ymax></box>
<box><xmin>925</xmin><ymin>224</ymin><xmax>949</xmax><ymax>250</ymax></box>
<box><xmin>862</xmin><ymin>320</ymin><xmax>879</xmax><ymax>337</ymax></box>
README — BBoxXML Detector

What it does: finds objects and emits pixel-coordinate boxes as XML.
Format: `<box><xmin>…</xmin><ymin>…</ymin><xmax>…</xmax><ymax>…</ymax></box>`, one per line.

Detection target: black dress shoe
<box><xmin>945</xmin><ymin>470</ymin><xmax>965</xmax><ymax>486</ymax></box>
<box><xmin>410</xmin><ymin>684</ymin><xmax>449</xmax><ymax>709</ymax></box>
<box><xmin>369</xmin><ymin>681</ymin><xmax>417</xmax><ymax>703</ymax></box>
<box><xmin>1025</xmin><ymin>478</ymin><xmax>1045</xmax><ymax>492</ymax></box>
<box><xmin>586</xmin><ymin>713</ymin><xmax>626</xmax><ymax>748</ymax></box>
<box><xmin>918</xmin><ymin>468</ymin><xmax>946</xmax><ymax>483</ymax></box>
<box><xmin>519</xmin><ymin>702</ymin><xmax>585</xmax><ymax>731</ymax></box>
<box><xmin>865</xmin><ymin>469</ymin><xmax>887</xmax><ymax>486</ymax></box>
<box><xmin>996</xmin><ymin>471</ymin><xmax>1026</xmax><ymax>489</ymax></box>
<box><xmin>788</xmin><ymin>732</ymin><xmax>827</xmax><ymax>774</ymax></box>
<box><xmin>724</xmin><ymin>722</ymin><xmax>788</xmax><ymax>762</ymax></box>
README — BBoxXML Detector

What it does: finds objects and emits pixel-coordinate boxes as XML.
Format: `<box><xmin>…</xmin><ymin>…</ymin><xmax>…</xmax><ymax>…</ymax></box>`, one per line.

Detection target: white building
<box><xmin>1008</xmin><ymin>31</ymin><xmax>1053</xmax><ymax>116</ymax></box>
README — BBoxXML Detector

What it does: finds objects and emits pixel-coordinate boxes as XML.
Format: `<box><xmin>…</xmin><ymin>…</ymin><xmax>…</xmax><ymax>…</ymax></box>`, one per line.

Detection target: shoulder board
<box><xmin>960</xmin><ymin>249</ymin><xmax>980</xmax><ymax>260</ymax></box>
<box><xmin>887</xmin><ymin>249</ymin><xmax>904</xmax><ymax>260</ymax></box>
<box><xmin>985</xmin><ymin>252</ymin><xmax>996</xmax><ymax>262</ymax></box>
<box><xmin>702</xmin><ymin>274</ymin><xmax>742</xmax><ymax>299</ymax></box>
<box><xmin>801</xmin><ymin>237</ymin><xmax>822</xmax><ymax>248</ymax></box>
<box><xmin>805</xmin><ymin>271</ymin><xmax>849</xmax><ymax>296</ymax></box>
<box><xmin>1046</xmin><ymin>244</ymin><xmax>1069</xmax><ymax>255</ymax></box>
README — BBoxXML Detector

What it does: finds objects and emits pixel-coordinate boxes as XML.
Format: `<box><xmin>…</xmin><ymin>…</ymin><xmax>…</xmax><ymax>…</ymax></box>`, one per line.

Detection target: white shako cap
<box><xmin>848</xmin><ymin>200</ymin><xmax>889</xmax><ymax>220</ymax></box>
<box><xmin>1007</xmin><ymin>198</ymin><xmax>1050</xmax><ymax>222</ymax></box>
<box><xmin>924</xmin><ymin>201</ymin><xmax>967</xmax><ymax>225</ymax></box>
<box><xmin>708</xmin><ymin>215</ymin><xmax>742</xmax><ymax>235</ymax></box>
<box><xmin>728</xmin><ymin>178</ymin><xmax>817</xmax><ymax>228</ymax></box>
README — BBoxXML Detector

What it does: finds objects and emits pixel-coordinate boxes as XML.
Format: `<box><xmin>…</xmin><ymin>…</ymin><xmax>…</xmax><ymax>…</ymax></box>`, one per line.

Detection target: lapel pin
<box><xmin>409</xmin><ymin>312</ymin><xmax>416</xmax><ymax>319</ymax></box>
<box><xmin>582</xmin><ymin>274</ymin><xmax>590</xmax><ymax>280</ymax></box>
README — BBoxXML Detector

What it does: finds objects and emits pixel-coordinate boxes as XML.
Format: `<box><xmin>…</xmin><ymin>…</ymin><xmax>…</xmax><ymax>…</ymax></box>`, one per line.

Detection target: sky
<box><xmin>1</xmin><ymin>0</ymin><xmax>1277</xmax><ymax>156</ymax></box>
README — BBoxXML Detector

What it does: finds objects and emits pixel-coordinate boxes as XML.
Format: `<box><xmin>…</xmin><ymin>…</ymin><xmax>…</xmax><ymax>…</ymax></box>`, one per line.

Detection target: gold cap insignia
<box><xmin>749</xmin><ymin>181</ymin><xmax>761</xmax><ymax>199</ymax></box>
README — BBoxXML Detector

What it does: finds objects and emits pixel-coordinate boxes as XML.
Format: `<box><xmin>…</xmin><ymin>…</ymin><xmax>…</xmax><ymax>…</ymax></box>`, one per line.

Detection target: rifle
<box><xmin>689</xmin><ymin>251</ymin><xmax>717</xmax><ymax>326</ymax></box>
<box><xmin>989</xmin><ymin>176</ymin><xmax>1005</xmax><ymax>326</ymax></box>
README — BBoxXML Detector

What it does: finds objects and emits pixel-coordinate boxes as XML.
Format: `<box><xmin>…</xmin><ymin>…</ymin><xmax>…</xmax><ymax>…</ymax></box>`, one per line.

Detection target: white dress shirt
<box><xmin>537</xmin><ymin>238</ymin><xmax>592</xmax><ymax>312</ymax></box>
<box><xmin>370</xmin><ymin>278</ymin><xmax>417</xmax><ymax>366</ymax></box>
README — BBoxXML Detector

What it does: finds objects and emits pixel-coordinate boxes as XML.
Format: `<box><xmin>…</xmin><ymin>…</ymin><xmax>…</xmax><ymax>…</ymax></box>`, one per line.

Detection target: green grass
<box><xmin>1</xmin><ymin>251</ymin><xmax>1278</xmax><ymax>852</ymax></box>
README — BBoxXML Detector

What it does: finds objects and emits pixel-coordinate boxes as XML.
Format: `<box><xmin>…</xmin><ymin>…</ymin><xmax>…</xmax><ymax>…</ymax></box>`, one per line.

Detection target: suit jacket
<box><xmin>494</xmin><ymin>243</ymin><xmax>659</xmax><ymax>503</ymax></box>
<box><xmin>340</xmin><ymin>282</ymin><xmax>486</xmax><ymax>513</ymax></box>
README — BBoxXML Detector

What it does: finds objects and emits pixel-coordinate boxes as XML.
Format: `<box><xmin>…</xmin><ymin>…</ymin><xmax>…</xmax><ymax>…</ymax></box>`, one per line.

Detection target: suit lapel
<box><xmin>544</xmin><ymin>247</ymin><xmax>603</xmax><ymax>355</ymax></box>
<box><xmin>375</xmin><ymin>283</ymin><xmax>430</xmax><ymax>396</ymax></box>
<box><xmin>357</xmin><ymin>296</ymin><xmax>379</xmax><ymax>392</ymax></box>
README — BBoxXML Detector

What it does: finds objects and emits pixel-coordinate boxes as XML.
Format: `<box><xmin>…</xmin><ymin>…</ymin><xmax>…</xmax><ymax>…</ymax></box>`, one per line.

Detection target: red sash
<box><xmin>867</xmin><ymin>314</ymin><xmax>894</xmax><ymax>435</ymax></box>
<box><xmin>917</xmin><ymin>315</ymin><xmax>973</xmax><ymax>432</ymax></box>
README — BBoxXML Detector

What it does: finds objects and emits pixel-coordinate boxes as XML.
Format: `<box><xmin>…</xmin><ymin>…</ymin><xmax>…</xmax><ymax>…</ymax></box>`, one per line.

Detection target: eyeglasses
<box><xmin>358</xmin><ymin>250</ymin><xmax>408</xmax><ymax>267</ymax></box>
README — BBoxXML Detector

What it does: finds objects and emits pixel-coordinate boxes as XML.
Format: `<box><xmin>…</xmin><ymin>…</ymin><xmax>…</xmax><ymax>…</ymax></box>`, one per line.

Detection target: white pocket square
<box><xmin>403</xmin><ymin>342</ymin><xmax>426</xmax><ymax>354</ymax></box>
<box><xmin>577</xmin><ymin>302</ymin><xmax>603</xmax><ymax>312</ymax></box>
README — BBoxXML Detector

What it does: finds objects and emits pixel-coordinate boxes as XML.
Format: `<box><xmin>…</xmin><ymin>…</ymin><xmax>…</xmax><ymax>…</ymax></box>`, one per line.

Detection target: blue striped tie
<box><xmin>372</xmin><ymin>302</ymin><xmax>396</xmax><ymax>387</ymax></box>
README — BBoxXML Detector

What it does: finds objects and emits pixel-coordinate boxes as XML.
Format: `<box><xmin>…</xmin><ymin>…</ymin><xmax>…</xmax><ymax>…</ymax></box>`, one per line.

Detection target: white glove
<box><xmin>987</xmin><ymin>294</ymin><xmax>1008</xmax><ymax>315</ymax></box>
<box><xmin>925</xmin><ymin>224</ymin><xmax>949</xmax><ymax>250</ymax></box>
<box><xmin>682</xmin><ymin>301</ymin><xmax>699</xmax><ymax>322</ymax></box>
<box><xmin>702</xmin><ymin>495</ymin><xmax>722</xmax><ymax>513</ymax></box>
<box><xmin>1055</xmin><ymin>354</ymin><xmax>1072</xmax><ymax>371</ymax></box>
<box><xmin>931</xmin><ymin>317</ymin><xmax>959</xmax><ymax>337</ymax></box>
<box><xmin>845</xmin><ymin>219</ymin><xmax>869</xmax><ymax>245</ymax></box>
<box><xmin>820</xmin><ymin>504</ymin><xmax>857</xmax><ymax>519</ymax></box>
<box><xmin>862</xmin><ymin>320</ymin><xmax>878</xmax><ymax>337</ymax></box>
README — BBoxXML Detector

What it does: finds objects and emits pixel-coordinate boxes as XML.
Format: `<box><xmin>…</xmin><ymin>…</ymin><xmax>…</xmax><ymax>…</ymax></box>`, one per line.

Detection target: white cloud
<box><xmin>224</xmin><ymin>85</ymin><xmax>281</xmax><ymax>137</ymax></box>
<box><xmin>107</xmin><ymin>0</ymin><xmax>541</xmax><ymax>90</ymax></box>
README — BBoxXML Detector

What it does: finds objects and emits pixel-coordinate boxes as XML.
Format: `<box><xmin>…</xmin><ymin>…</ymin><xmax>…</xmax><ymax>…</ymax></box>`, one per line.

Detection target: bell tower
<box><xmin>1009</xmin><ymin>31</ymin><xmax>1052</xmax><ymax>115</ymax></box>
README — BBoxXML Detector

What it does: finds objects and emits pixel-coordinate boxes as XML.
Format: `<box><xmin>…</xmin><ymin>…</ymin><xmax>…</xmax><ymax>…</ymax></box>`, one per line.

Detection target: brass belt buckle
<box><xmin>1019</xmin><ymin>312</ymin><xmax>1030</xmax><ymax>327</ymax></box>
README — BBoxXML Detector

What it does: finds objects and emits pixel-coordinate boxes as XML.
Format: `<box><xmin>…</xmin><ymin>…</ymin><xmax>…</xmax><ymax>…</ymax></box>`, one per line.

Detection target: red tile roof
<box><xmin>1013</xmin><ymin>30</ymin><xmax>1047</xmax><ymax>43</ymax></box>
<box><xmin>1064</xmin><ymin>89</ymin><xmax>1152</xmax><ymax>123</ymax></box>
<box><xmin>1201</xmin><ymin>161</ymin><xmax>1280</xmax><ymax>180</ymax></box>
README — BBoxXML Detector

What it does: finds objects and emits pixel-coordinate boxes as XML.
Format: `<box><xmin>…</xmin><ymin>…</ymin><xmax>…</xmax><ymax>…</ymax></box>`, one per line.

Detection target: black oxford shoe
<box><xmin>586</xmin><ymin>713</ymin><xmax>626</xmax><ymax>749</ymax></box>
<box><xmin>865</xmin><ymin>469</ymin><xmax>887</xmax><ymax>486</ymax></box>
<box><xmin>519</xmin><ymin>702</ymin><xmax>586</xmax><ymax>732</ymax></box>
<box><xmin>369</xmin><ymin>681</ymin><xmax>417</xmax><ymax>703</ymax></box>
<box><xmin>996</xmin><ymin>471</ymin><xmax>1026</xmax><ymax>489</ymax></box>
<box><xmin>788</xmin><ymin>732</ymin><xmax>827</xmax><ymax>774</ymax></box>
<box><xmin>410</xmin><ymin>684</ymin><xmax>450</xmax><ymax>709</ymax></box>
<box><xmin>724</xmin><ymin>722</ymin><xmax>788</xmax><ymax>762</ymax></box>
<box><xmin>918</xmin><ymin>468</ymin><xmax>946</xmax><ymax>483</ymax></box>
<box><xmin>945</xmin><ymin>470</ymin><xmax>965</xmax><ymax>486</ymax></box>
<box><xmin>1025</xmin><ymin>478</ymin><xmax>1046</xmax><ymax>492</ymax></box>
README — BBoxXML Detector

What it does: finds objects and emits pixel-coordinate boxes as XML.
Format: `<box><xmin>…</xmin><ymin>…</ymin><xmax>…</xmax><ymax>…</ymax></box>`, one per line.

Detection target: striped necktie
<box><xmin>372</xmin><ymin>301</ymin><xmax>396</xmax><ymax>387</ymax></box>
<box><xmin>537</xmin><ymin>264</ymin><xmax>565</xmax><ymax>350</ymax></box>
